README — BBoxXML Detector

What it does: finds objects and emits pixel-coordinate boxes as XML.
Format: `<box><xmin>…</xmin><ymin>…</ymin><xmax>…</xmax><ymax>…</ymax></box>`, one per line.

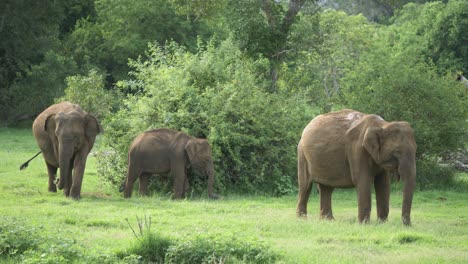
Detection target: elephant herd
<box><xmin>22</xmin><ymin>102</ymin><xmax>417</xmax><ymax>225</ymax></box>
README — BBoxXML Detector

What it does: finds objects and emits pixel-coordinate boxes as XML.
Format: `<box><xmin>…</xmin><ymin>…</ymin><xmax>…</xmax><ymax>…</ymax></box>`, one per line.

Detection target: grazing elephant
<box><xmin>30</xmin><ymin>102</ymin><xmax>102</xmax><ymax>199</ymax></box>
<box><xmin>122</xmin><ymin>128</ymin><xmax>219</xmax><ymax>199</ymax></box>
<box><xmin>296</xmin><ymin>109</ymin><xmax>416</xmax><ymax>225</ymax></box>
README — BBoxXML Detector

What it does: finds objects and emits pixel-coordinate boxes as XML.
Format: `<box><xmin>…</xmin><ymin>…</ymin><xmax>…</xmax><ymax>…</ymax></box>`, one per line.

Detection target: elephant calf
<box><xmin>30</xmin><ymin>102</ymin><xmax>102</xmax><ymax>199</ymax></box>
<box><xmin>297</xmin><ymin>109</ymin><xmax>416</xmax><ymax>225</ymax></box>
<box><xmin>122</xmin><ymin>128</ymin><xmax>219</xmax><ymax>199</ymax></box>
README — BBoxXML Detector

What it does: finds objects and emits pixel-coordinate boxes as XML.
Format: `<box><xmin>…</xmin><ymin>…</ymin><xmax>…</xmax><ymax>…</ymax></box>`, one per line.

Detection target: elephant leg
<box><xmin>70</xmin><ymin>155</ymin><xmax>87</xmax><ymax>200</ymax></box>
<box><xmin>172</xmin><ymin>166</ymin><xmax>186</xmax><ymax>199</ymax></box>
<box><xmin>63</xmin><ymin>162</ymin><xmax>73</xmax><ymax>197</ymax></box>
<box><xmin>46</xmin><ymin>162</ymin><xmax>58</xmax><ymax>192</ymax></box>
<box><xmin>139</xmin><ymin>173</ymin><xmax>151</xmax><ymax>196</ymax></box>
<box><xmin>357</xmin><ymin>180</ymin><xmax>372</xmax><ymax>223</ymax></box>
<box><xmin>375</xmin><ymin>174</ymin><xmax>390</xmax><ymax>222</ymax></box>
<box><xmin>296</xmin><ymin>180</ymin><xmax>313</xmax><ymax>217</ymax></box>
<box><xmin>318</xmin><ymin>184</ymin><xmax>334</xmax><ymax>220</ymax></box>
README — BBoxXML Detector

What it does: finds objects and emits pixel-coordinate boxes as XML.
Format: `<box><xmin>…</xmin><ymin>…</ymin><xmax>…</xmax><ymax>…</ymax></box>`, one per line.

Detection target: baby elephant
<box><xmin>122</xmin><ymin>128</ymin><xmax>219</xmax><ymax>199</ymax></box>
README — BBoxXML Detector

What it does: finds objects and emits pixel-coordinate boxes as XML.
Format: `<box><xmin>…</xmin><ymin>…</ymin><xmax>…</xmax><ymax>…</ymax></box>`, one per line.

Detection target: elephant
<box><xmin>122</xmin><ymin>128</ymin><xmax>219</xmax><ymax>199</ymax></box>
<box><xmin>296</xmin><ymin>109</ymin><xmax>417</xmax><ymax>225</ymax></box>
<box><xmin>29</xmin><ymin>102</ymin><xmax>102</xmax><ymax>199</ymax></box>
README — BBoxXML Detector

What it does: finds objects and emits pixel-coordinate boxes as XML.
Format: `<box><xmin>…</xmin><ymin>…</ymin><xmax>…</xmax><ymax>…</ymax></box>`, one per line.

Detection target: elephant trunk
<box><xmin>58</xmin><ymin>141</ymin><xmax>74</xmax><ymax>190</ymax></box>
<box><xmin>207</xmin><ymin>160</ymin><xmax>219</xmax><ymax>199</ymax></box>
<box><xmin>399</xmin><ymin>153</ymin><xmax>416</xmax><ymax>226</ymax></box>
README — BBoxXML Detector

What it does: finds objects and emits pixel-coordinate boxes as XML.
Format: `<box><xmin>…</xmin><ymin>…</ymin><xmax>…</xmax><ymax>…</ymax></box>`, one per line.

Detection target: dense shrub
<box><xmin>416</xmin><ymin>158</ymin><xmax>458</xmax><ymax>191</ymax></box>
<box><xmin>0</xmin><ymin>217</ymin><xmax>130</xmax><ymax>263</ymax></box>
<box><xmin>98</xmin><ymin>39</ymin><xmax>314</xmax><ymax>195</ymax></box>
<box><xmin>0</xmin><ymin>217</ymin><xmax>41</xmax><ymax>257</ymax></box>
<box><xmin>122</xmin><ymin>215</ymin><xmax>278</xmax><ymax>263</ymax></box>
<box><xmin>164</xmin><ymin>234</ymin><xmax>278</xmax><ymax>264</ymax></box>
<box><xmin>58</xmin><ymin>69</ymin><xmax>121</xmax><ymax>119</ymax></box>
<box><xmin>5</xmin><ymin>51</ymin><xmax>78</xmax><ymax>125</ymax></box>
<box><xmin>343</xmin><ymin>52</ymin><xmax>466</xmax><ymax>158</ymax></box>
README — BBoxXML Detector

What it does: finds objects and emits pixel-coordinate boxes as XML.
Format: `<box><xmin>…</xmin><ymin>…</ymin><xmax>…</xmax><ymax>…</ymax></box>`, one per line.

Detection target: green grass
<box><xmin>1</xmin><ymin>127</ymin><xmax>467</xmax><ymax>263</ymax></box>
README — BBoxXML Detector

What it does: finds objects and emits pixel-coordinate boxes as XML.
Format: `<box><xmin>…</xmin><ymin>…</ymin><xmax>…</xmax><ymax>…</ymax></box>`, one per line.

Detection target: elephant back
<box><xmin>33</xmin><ymin>102</ymin><xmax>85</xmax><ymax>133</ymax></box>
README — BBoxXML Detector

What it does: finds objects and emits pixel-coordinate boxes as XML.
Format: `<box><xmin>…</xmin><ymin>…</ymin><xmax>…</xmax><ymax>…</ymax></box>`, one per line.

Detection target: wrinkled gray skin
<box><xmin>123</xmin><ymin>128</ymin><xmax>219</xmax><ymax>199</ymax></box>
<box><xmin>32</xmin><ymin>102</ymin><xmax>102</xmax><ymax>199</ymax></box>
<box><xmin>297</xmin><ymin>109</ymin><xmax>417</xmax><ymax>225</ymax></box>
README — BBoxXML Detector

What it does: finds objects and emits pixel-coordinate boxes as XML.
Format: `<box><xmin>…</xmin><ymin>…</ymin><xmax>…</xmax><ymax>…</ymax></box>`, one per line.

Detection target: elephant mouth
<box><xmin>384</xmin><ymin>167</ymin><xmax>401</xmax><ymax>181</ymax></box>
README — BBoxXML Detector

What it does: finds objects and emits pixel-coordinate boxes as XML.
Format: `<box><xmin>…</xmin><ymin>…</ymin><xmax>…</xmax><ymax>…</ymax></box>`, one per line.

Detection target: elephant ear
<box><xmin>185</xmin><ymin>139</ymin><xmax>199</xmax><ymax>165</ymax></box>
<box><xmin>85</xmin><ymin>114</ymin><xmax>103</xmax><ymax>138</ymax></box>
<box><xmin>363</xmin><ymin>126</ymin><xmax>383</xmax><ymax>163</ymax></box>
<box><xmin>44</xmin><ymin>114</ymin><xmax>57</xmax><ymax>134</ymax></box>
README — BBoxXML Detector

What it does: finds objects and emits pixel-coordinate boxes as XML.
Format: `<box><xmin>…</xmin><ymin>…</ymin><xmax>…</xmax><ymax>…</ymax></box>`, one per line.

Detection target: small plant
<box><xmin>125</xmin><ymin>216</ymin><xmax>173</xmax><ymax>263</ymax></box>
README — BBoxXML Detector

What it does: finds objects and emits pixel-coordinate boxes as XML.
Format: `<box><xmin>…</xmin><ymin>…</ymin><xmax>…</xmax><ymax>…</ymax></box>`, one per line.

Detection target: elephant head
<box><xmin>362</xmin><ymin>120</ymin><xmax>417</xmax><ymax>225</ymax></box>
<box><xmin>185</xmin><ymin>138</ymin><xmax>219</xmax><ymax>199</ymax></box>
<box><xmin>45</xmin><ymin>111</ymin><xmax>102</xmax><ymax>191</ymax></box>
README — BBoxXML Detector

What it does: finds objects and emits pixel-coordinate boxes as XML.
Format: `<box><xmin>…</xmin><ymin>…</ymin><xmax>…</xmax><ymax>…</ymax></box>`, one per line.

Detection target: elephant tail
<box><xmin>19</xmin><ymin>151</ymin><xmax>42</xmax><ymax>170</ymax></box>
<box><xmin>297</xmin><ymin>143</ymin><xmax>309</xmax><ymax>187</ymax></box>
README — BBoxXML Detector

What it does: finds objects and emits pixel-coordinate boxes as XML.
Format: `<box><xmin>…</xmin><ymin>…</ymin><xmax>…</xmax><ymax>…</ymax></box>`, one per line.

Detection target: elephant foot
<box><xmin>358</xmin><ymin>216</ymin><xmax>370</xmax><ymax>224</ymax></box>
<box><xmin>402</xmin><ymin>216</ymin><xmax>411</xmax><ymax>226</ymax></box>
<box><xmin>377</xmin><ymin>216</ymin><xmax>388</xmax><ymax>223</ymax></box>
<box><xmin>48</xmin><ymin>184</ymin><xmax>57</xmax><ymax>193</ymax></box>
<box><xmin>296</xmin><ymin>210</ymin><xmax>308</xmax><ymax>218</ymax></box>
<box><xmin>320</xmin><ymin>214</ymin><xmax>334</xmax><ymax>220</ymax></box>
<box><xmin>55</xmin><ymin>178</ymin><xmax>66</xmax><ymax>190</ymax></box>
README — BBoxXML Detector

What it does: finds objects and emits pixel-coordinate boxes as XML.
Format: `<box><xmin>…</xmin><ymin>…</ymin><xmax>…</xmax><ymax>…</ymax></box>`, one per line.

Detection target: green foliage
<box><xmin>58</xmin><ymin>69</ymin><xmax>120</xmax><ymax>119</ymax></box>
<box><xmin>123</xmin><ymin>216</ymin><xmax>278</xmax><ymax>264</ymax></box>
<box><xmin>99</xmin><ymin>39</ymin><xmax>313</xmax><ymax>195</ymax></box>
<box><xmin>416</xmin><ymin>158</ymin><xmax>459</xmax><ymax>191</ymax></box>
<box><xmin>7</xmin><ymin>51</ymin><xmax>78</xmax><ymax>122</ymax></box>
<box><xmin>342</xmin><ymin>46</ymin><xmax>467</xmax><ymax>157</ymax></box>
<box><xmin>0</xmin><ymin>0</ymin><xmax>95</xmax><ymax>124</ymax></box>
<box><xmin>164</xmin><ymin>234</ymin><xmax>278</xmax><ymax>264</ymax></box>
<box><xmin>0</xmin><ymin>217</ymin><xmax>40</xmax><ymax>257</ymax></box>
<box><xmin>389</xmin><ymin>0</ymin><xmax>468</xmax><ymax>73</ymax></box>
<box><xmin>66</xmin><ymin>0</ymin><xmax>211</xmax><ymax>83</ymax></box>
<box><xmin>0</xmin><ymin>217</ymin><xmax>127</xmax><ymax>263</ymax></box>
<box><xmin>124</xmin><ymin>216</ymin><xmax>172</xmax><ymax>263</ymax></box>
<box><xmin>282</xmin><ymin>10</ymin><xmax>377</xmax><ymax>112</ymax></box>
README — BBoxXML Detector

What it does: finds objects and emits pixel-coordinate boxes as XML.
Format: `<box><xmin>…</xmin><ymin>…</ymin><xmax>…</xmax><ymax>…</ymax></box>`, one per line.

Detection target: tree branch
<box><xmin>281</xmin><ymin>0</ymin><xmax>307</xmax><ymax>35</ymax></box>
<box><xmin>262</xmin><ymin>0</ymin><xmax>278</xmax><ymax>31</ymax></box>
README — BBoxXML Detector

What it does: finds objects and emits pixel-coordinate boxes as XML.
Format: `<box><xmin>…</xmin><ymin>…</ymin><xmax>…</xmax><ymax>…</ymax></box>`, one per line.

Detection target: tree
<box><xmin>67</xmin><ymin>0</ymin><xmax>213</xmax><ymax>87</ymax></box>
<box><xmin>388</xmin><ymin>0</ymin><xmax>468</xmax><ymax>73</ymax></box>
<box><xmin>224</xmin><ymin>0</ymin><xmax>316</xmax><ymax>90</ymax></box>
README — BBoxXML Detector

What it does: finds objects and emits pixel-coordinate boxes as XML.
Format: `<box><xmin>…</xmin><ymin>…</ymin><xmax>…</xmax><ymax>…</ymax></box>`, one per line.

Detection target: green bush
<box><xmin>165</xmin><ymin>234</ymin><xmax>278</xmax><ymax>264</ymax></box>
<box><xmin>5</xmin><ymin>51</ymin><xmax>78</xmax><ymax>125</ymax></box>
<box><xmin>416</xmin><ymin>158</ymin><xmax>457</xmax><ymax>191</ymax></box>
<box><xmin>58</xmin><ymin>69</ymin><xmax>122</xmax><ymax>119</ymax></box>
<box><xmin>343</xmin><ymin>52</ymin><xmax>466</xmax><ymax>158</ymax></box>
<box><xmin>0</xmin><ymin>217</ymin><xmax>41</xmax><ymax>257</ymax></box>
<box><xmin>98</xmin><ymin>39</ymin><xmax>314</xmax><ymax>195</ymax></box>
<box><xmin>122</xmin><ymin>216</ymin><xmax>278</xmax><ymax>264</ymax></box>
<box><xmin>0</xmin><ymin>217</ymin><xmax>126</xmax><ymax>263</ymax></box>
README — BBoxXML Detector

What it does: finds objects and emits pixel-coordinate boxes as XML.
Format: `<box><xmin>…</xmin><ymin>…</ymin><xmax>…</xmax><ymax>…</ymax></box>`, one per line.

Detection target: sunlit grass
<box><xmin>1</xmin><ymin>127</ymin><xmax>467</xmax><ymax>263</ymax></box>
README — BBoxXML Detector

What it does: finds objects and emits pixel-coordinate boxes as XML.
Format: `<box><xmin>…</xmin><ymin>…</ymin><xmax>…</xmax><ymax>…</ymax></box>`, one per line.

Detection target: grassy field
<box><xmin>0</xmin><ymin>127</ymin><xmax>467</xmax><ymax>263</ymax></box>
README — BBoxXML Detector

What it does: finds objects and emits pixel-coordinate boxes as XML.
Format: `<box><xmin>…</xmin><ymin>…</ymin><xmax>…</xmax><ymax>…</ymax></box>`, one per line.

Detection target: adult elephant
<box><xmin>122</xmin><ymin>128</ymin><xmax>219</xmax><ymax>199</ymax></box>
<box><xmin>29</xmin><ymin>102</ymin><xmax>102</xmax><ymax>199</ymax></box>
<box><xmin>296</xmin><ymin>109</ymin><xmax>416</xmax><ymax>225</ymax></box>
